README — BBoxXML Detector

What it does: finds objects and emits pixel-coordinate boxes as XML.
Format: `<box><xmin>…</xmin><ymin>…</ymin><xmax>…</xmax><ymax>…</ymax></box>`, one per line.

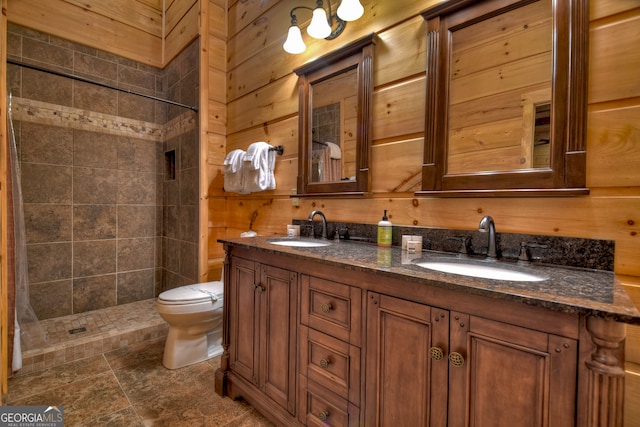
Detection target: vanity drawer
<box><xmin>301</xmin><ymin>275</ymin><xmax>362</xmax><ymax>345</ymax></box>
<box><xmin>299</xmin><ymin>326</ymin><xmax>361</xmax><ymax>405</ymax></box>
<box><xmin>298</xmin><ymin>375</ymin><xmax>360</xmax><ymax>427</ymax></box>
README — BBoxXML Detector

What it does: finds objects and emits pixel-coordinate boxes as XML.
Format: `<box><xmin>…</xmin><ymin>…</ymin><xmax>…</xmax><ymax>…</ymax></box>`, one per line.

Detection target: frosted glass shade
<box><xmin>307</xmin><ymin>8</ymin><xmax>332</xmax><ymax>39</ymax></box>
<box><xmin>283</xmin><ymin>25</ymin><xmax>306</xmax><ymax>54</ymax></box>
<box><xmin>337</xmin><ymin>0</ymin><xmax>364</xmax><ymax>21</ymax></box>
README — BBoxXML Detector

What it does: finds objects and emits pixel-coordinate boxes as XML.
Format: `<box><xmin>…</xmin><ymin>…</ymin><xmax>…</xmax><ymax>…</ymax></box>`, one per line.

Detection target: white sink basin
<box><xmin>267</xmin><ymin>238</ymin><xmax>331</xmax><ymax>248</ymax></box>
<box><xmin>415</xmin><ymin>260</ymin><xmax>548</xmax><ymax>282</ymax></box>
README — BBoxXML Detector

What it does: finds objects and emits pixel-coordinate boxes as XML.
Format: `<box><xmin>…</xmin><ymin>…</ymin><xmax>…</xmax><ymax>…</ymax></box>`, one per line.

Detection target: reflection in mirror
<box><xmin>419</xmin><ymin>0</ymin><xmax>588</xmax><ymax>196</ymax></box>
<box><xmin>311</xmin><ymin>68</ymin><xmax>357</xmax><ymax>182</ymax></box>
<box><xmin>446</xmin><ymin>0</ymin><xmax>552</xmax><ymax>175</ymax></box>
<box><xmin>295</xmin><ymin>33</ymin><xmax>377</xmax><ymax>197</ymax></box>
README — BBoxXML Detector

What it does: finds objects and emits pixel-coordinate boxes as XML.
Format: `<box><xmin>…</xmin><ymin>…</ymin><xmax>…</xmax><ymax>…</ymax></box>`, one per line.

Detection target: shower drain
<box><xmin>68</xmin><ymin>327</ymin><xmax>87</xmax><ymax>334</ymax></box>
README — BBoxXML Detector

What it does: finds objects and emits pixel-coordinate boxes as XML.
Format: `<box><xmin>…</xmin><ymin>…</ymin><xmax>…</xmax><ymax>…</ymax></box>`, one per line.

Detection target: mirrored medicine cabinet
<box><xmin>418</xmin><ymin>0</ymin><xmax>589</xmax><ymax>197</ymax></box>
<box><xmin>294</xmin><ymin>33</ymin><xmax>378</xmax><ymax>197</ymax></box>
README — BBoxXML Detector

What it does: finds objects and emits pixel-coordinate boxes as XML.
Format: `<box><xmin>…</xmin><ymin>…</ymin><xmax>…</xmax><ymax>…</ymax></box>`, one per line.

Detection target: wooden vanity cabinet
<box><xmin>218</xmin><ymin>243</ymin><xmax>627</xmax><ymax>427</ymax></box>
<box><xmin>298</xmin><ymin>275</ymin><xmax>362</xmax><ymax>427</ymax></box>
<box><xmin>226</xmin><ymin>255</ymin><xmax>298</xmax><ymax>416</ymax></box>
<box><xmin>366</xmin><ymin>292</ymin><xmax>578</xmax><ymax>427</ymax></box>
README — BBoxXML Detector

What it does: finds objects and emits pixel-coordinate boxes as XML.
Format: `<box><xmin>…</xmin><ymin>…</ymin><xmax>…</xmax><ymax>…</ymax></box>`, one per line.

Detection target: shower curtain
<box><xmin>6</xmin><ymin>95</ymin><xmax>48</xmax><ymax>372</ymax></box>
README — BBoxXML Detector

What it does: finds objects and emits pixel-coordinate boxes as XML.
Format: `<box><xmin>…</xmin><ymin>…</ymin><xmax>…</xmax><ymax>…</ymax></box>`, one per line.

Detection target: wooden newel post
<box><xmin>585</xmin><ymin>316</ymin><xmax>626</xmax><ymax>427</ymax></box>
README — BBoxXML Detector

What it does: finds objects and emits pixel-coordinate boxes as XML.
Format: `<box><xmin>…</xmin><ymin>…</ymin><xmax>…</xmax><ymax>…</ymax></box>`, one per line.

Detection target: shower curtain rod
<box><xmin>8</xmin><ymin>59</ymin><xmax>199</xmax><ymax>112</ymax></box>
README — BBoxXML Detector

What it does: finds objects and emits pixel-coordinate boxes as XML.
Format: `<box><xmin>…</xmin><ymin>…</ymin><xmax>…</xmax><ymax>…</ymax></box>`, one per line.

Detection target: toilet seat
<box><xmin>158</xmin><ymin>281</ymin><xmax>223</xmax><ymax>305</ymax></box>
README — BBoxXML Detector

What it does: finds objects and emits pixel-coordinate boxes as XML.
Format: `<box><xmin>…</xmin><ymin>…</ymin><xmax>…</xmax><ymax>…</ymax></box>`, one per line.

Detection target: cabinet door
<box><xmin>258</xmin><ymin>264</ymin><xmax>298</xmax><ymax>415</ymax></box>
<box><xmin>228</xmin><ymin>256</ymin><xmax>259</xmax><ymax>385</ymax></box>
<box><xmin>365</xmin><ymin>292</ymin><xmax>450</xmax><ymax>427</ymax></box>
<box><xmin>448</xmin><ymin>313</ymin><xmax>577</xmax><ymax>427</ymax></box>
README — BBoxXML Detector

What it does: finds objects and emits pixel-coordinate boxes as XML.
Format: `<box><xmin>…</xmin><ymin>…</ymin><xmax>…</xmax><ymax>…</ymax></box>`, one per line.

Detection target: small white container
<box><xmin>402</xmin><ymin>235</ymin><xmax>423</xmax><ymax>251</ymax></box>
<box><xmin>287</xmin><ymin>224</ymin><xmax>300</xmax><ymax>237</ymax></box>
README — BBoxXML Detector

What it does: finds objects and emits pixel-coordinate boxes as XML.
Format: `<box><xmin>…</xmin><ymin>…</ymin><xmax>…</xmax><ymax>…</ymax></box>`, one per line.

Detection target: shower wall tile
<box><xmin>117</xmin><ymin>205</ymin><xmax>155</xmax><ymax>238</ymax></box>
<box><xmin>117</xmin><ymin>238</ymin><xmax>155</xmax><ymax>271</ymax></box>
<box><xmin>73</xmin><ymin>130</ymin><xmax>119</xmax><ymax>169</ymax></box>
<box><xmin>73</xmin><ymin>167</ymin><xmax>118</xmax><ymax>204</ymax></box>
<box><xmin>73</xmin><ymin>81</ymin><xmax>118</xmax><ymax>116</ymax></box>
<box><xmin>7</xmin><ymin>64</ymin><xmax>21</xmax><ymax>97</ymax></box>
<box><xmin>117</xmin><ymin>269</ymin><xmax>155</xmax><ymax>304</ymax></box>
<box><xmin>179</xmin><ymin>205</ymin><xmax>198</xmax><ymax>243</ymax></box>
<box><xmin>163</xmin><ymin>178</ymin><xmax>179</xmax><ymax>207</ymax></box>
<box><xmin>118</xmin><ymin>92</ymin><xmax>155</xmax><ymax>123</ymax></box>
<box><xmin>179</xmin><ymin>167</ymin><xmax>199</xmax><ymax>206</ymax></box>
<box><xmin>179</xmin><ymin>69</ymin><xmax>199</xmax><ymax>109</ymax></box>
<box><xmin>22</xmin><ymin>69</ymin><xmax>73</xmax><ymax>107</ymax></box>
<box><xmin>117</xmin><ymin>170</ymin><xmax>156</xmax><ymax>205</ymax></box>
<box><xmin>73</xmin><ymin>205</ymin><xmax>117</xmax><ymax>240</ymax></box>
<box><xmin>22</xmin><ymin>36</ymin><xmax>73</xmax><ymax>70</ymax></box>
<box><xmin>163</xmin><ymin>238</ymin><xmax>180</xmax><ymax>274</ymax></box>
<box><xmin>163</xmin><ymin>206</ymin><xmax>179</xmax><ymax>239</ymax></box>
<box><xmin>117</xmin><ymin>137</ymin><xmax>157</xmax><ymax>172</ymax></box>
<box><xmin>118</xmin><ymin>66</ymin><xmax>156</xmax><ymax>92</ymax></box>
<box><xmin>180</xmin><ymin>129</ymin><xmax>198</xmax><ymax>170</ymax></box>
<box><xmin>21</xmin><ymin>164</ymin><xmax>72</xmax><ymax>204</ymax></box>
<box><xmin>74</xmin><ymin>51</ymin><xmax>118</xmax><ymax>83</ymax></box>
<box><xmin>24</xmin><ymin>204</ymin><xmax>72</xmax><ymax>243</ymax></box>
<box><xmin>21</xmin><ymin>123</ymin><xmax>73</xmax><ymax>165</ymax></box>
<box><xmin>30</xmin><ymin>280</ymin><xmax>73</xmax><ymax>319</ymax></box>
<box><xmin>73</xmin><ymin>275</ymin><xmax>117</xmax><ymax>313</ymax></box>
<box><xmin>7</xmin><ymin>31</ymin><xmax>22</xmax><ymax>58</ymax></box>
<box><xmin>178</xmin><ymin>241</ymin><xmax>198</xmax><ymax>280</ymax></box>
<box><xmin>73</xmin><ymin>240</ymin><xmax>117</xmax><ymax>277</ymax></box>
<box><xmin>27</xmin><ymin>243</ymin><xmax>72</xmax><ymax>283</ymax></box>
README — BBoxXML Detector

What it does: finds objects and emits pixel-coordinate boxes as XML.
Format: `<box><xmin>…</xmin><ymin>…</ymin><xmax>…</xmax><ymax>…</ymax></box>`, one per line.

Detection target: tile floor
<box><xmin>5</xmin><ymin>337</ymin><xmax>275</xmax><ymax>426</ymax></box>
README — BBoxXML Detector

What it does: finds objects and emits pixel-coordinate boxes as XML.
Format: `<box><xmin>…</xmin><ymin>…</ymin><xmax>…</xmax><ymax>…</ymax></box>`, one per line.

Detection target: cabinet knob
<box><xmin>254</xmin><ymin>284</ymin><xmax>265</xmax><ymax>293</ymax></box>
<box><xmin>429</xmin><ymin>347</ymin><xmax>444</xmax><ymax>361</ymax></box>
<box><xmin>321</xmin><ymin>302</ymin><xmax>332</xmax><ymax>314</ymax></box>
<box><xmin>449</xmin><ymin>351</ymin><xmax>465</xmax><ymax>367</ymax></box>
<box><xmin>320</xmin><ymin>358</ymin><xmax>331</xmax><ymax>369</ymax></box>
<box><xmin>318</xmin><ymin>410</ymin><xmax>330</xmax><ymax>421</ymax></box>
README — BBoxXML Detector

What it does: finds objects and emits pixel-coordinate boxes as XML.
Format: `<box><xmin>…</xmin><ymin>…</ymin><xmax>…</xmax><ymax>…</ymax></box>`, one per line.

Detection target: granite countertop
<box><xmin>220</xmin><ymin>236</ymin><xmax>640</xmax><ymax>325</ymax></box>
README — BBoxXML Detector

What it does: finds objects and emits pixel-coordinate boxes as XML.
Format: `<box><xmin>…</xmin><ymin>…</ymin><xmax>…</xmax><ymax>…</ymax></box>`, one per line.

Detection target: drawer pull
<box><xmin>449</xmin><ymin>351</ymin><xmax>465</xmax><ymax>367</ymax></box>
<box><xmin>319</xmin><ymin>358</ymin><xmax>331</xmax><ymax>369</ymax></box>
<box><xmin>321</xmin><ymin>302</ymin><xmax>333</xmax><ymax>313</ymax></box>
<box><xmin>429</xmin><ymin>347</ymin><xmax>444</xmax><ymax>361</ymax></box>
<box><xmin>318</xmin><ymin>410</ymin><xmax>330</xmax><ymax>421</ymax></box>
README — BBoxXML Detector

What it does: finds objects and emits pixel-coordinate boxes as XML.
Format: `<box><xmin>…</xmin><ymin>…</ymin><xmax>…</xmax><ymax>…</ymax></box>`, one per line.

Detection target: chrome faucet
<box><xmin>478</xmin><ymin>215</ymin><xmax>497</xmax><ymax>258</ymax></box>
<box><xmin>307</xmin><ymin>210</ymin><xmax>329</xmax><ymax>239</ymax></box>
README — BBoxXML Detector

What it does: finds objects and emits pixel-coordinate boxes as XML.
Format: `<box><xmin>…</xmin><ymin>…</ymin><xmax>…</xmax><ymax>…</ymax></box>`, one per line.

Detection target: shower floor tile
<box><xmin>16</xmin><ymin>299</ymin><xmax>168</xmax><ymax>375</ymax></box>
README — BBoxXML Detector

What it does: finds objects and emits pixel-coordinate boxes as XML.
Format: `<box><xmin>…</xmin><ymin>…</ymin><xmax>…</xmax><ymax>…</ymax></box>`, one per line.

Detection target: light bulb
<box><xmin>337</xmin><ymin>0</ymin><xmax>364</xmax><ymax>21</ymax></box>
<box><xmin>307</xmin><ymin>7</ymin><xmax>332</xmax><ymax>39</ymax></box>
<box><xmin>283</xmin><ymin>25</ymin><xmax>306</xmax><ymax>54</ymax></box>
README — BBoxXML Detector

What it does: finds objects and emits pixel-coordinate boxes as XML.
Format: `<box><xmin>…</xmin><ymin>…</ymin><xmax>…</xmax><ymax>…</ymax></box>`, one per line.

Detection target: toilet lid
<box><xmin>158</xmin><ymin>281</ymin><xmax>224</xmax><ymax>304</ymax></box>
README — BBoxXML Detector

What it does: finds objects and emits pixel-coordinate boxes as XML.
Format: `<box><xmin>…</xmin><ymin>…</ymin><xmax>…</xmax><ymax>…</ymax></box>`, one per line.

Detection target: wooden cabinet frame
<box><xmin>417</xmin><ymin>0</ymin><xmax>589</xmax><ymax>197</ymax></box>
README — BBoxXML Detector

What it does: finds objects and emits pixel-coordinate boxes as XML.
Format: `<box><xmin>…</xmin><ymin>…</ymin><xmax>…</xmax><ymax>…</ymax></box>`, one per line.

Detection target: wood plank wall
<box><xmin>215</xmin><ymin>1</ymin><xmax>640</xmax><ymax>423</ymax></box>
<box><xmin>6</xmin><ymin>0</ymin><xmax>199</xmax><ymax>68</ymax></box>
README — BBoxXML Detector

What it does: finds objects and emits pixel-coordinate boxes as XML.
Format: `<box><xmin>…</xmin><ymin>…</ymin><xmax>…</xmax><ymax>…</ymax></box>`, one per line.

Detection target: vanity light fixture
<box><xmin>283</xmin><ymin>0</ymin><xmax>364</xmax><ymax>54</ymax></box>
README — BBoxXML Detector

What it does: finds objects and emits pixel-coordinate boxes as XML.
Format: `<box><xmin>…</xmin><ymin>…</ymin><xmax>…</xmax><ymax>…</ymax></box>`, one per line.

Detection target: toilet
<box><xmin>156</xmin><ymin>281</ymin><xmax>224</xmax><ymax>369</ymax></box>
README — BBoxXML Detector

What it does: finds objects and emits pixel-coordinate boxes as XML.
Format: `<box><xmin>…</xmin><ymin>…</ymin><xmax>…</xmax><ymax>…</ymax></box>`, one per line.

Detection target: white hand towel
<box><xmin>244</xmin><ymin>142</ymin><xmax>276</xmax><ymax>192</ymax></box>
<box><xmin>325</xmin><ymin>142</ymin><xmax>342</xmax><ymax>159</ymax></box>
<box><xmin>223</xmin><ymin>149</ymin><xmax>246</xmax><ymax>193</ymax></box>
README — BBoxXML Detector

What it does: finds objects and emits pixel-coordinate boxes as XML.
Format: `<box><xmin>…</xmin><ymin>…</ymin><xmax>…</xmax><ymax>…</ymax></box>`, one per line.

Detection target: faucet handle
<box><xmin>518</xmin><ymin>242</ymin><xmax>548</xmax><ymax>262</ymax></box>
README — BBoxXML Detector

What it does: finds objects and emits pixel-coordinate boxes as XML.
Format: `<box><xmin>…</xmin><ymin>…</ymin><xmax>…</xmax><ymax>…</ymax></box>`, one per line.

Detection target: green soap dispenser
<box><xmin>377</xmin><ymin>210</ymin><xmax>392</xmax><ymax>248</ymax></box>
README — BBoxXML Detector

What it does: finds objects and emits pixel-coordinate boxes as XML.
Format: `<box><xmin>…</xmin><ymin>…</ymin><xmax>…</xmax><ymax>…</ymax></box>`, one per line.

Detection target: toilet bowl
<box><xmin>156</xmin><ymin>281</ymin><xmax>224</xmax><ymax>369</ymax></box>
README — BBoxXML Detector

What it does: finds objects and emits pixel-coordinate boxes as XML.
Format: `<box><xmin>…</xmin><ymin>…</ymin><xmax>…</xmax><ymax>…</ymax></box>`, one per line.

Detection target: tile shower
<box><xmin>7</xmin><ymin>24</ymin><xmax>200</xmax><ymax>335</ymax></box>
